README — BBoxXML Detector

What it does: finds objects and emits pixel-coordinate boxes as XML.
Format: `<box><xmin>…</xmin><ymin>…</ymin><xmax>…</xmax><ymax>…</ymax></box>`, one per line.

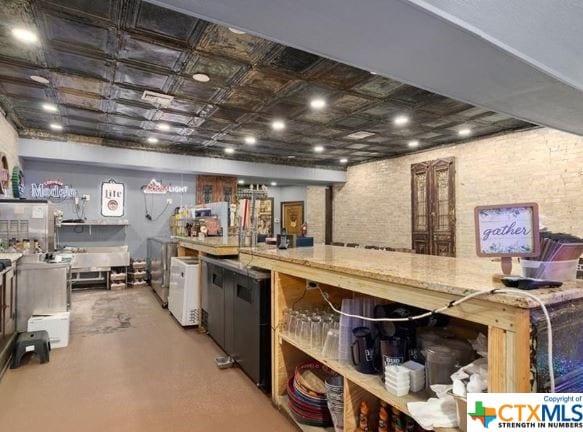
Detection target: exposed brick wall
<box><xmin>306</xmin><ymin>186</ymin><xmax>327</xmax><ymax>244</ymax></box>
<box><xmin>0</xmin><ymin>116</ymin><xmax>19</xmax><ymax>198</ymax></box>
<box><xmin>333</xmin><ymin>128</ymin><xmax>583</xmax><ymax>258</ymax></box>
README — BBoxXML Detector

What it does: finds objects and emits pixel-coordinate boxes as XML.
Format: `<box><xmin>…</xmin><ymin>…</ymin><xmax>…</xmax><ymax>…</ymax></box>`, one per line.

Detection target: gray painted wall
<box><xmin>22</xmin><ymin>160</ymin><xmax>195</xmax><ymax>258</ymax></box>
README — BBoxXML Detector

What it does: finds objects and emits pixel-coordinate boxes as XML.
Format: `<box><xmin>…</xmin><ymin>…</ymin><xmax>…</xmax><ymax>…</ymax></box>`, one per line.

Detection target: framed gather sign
<box><xmin>474</xmin><ymin>202</ymin><xmax>540</xmax><ymax>274</ymax></box>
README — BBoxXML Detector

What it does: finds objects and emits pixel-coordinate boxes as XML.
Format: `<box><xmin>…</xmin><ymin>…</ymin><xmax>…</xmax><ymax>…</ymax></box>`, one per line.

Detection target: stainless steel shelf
<box><xmin>58</xmin><ymin>220</ymin><xmax>129</xmax><ymax>235</ymax></box>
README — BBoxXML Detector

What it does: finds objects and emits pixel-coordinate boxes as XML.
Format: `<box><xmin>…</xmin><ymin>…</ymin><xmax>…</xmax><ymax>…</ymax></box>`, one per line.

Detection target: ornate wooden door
<box><xmin>411</xmin><ymin>158</ymin><xmax>456</xmax><ymax>256</ymax></box>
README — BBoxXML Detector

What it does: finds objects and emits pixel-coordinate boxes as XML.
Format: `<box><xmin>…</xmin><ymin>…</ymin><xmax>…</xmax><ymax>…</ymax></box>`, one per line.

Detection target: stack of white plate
<box><xmin>403</xmin><ymin>360</ymin><xmax>425</xmax><ymax>392</ymax></box>
<box><xmin>385</xmin><ymin>365</ymin><xmax>410</xmax><ymax>397</ymax></box>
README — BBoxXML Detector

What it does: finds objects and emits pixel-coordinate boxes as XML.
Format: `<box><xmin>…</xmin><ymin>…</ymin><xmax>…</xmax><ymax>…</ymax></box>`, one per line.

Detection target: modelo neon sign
<box><xmin>31</xmin><ymin>179</ymin><xmax>78</xmax><ymax>201</ymax></box>
<box><xmin>142</xmin><ymin>179</ymin><xmax>188</xmax><ymax>194</ymax></box>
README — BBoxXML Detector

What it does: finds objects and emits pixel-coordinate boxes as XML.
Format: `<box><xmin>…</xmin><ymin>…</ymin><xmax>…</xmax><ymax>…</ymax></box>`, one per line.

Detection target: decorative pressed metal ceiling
<box><xmin>0</xmin><ymin>0</ymin><xmax>535</xmax><ymax>168</ymax></box>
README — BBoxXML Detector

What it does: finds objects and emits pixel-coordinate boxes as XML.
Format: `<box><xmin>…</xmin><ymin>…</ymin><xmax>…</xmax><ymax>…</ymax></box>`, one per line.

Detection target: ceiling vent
<box><xmin>141</xmin><ymin>90</ymin><xmax>174</xmax><ymax>107</ymax></box>
<box><xmin>345</xmin><ymin>131</ymin><xmax>375</xmax><ymax>140</ymax></box>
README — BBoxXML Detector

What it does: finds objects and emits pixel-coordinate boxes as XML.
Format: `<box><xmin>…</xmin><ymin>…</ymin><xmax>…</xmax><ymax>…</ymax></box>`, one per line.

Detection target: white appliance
<box><xmin>27</xmin><ymin>312</ymin><xmax>70</xmax><ymax>348</ymax></box>
<box><xmin>168</xmin><ymin>257</ymin><xmax>200</xmax><ymax>326</ymax></box>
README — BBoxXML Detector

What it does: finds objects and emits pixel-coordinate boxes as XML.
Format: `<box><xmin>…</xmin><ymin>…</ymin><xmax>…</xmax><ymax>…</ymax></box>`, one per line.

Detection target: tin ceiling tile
<box><xmin>43</xmin><ymin>13</ymin><xmax>113</xmax><ymax>53</ymax></box>
<box><xmin>158</xmin><ymin>111</ymin><xmax>194</xmax><ymax>125</ymax></box>
<box><xmin>295</xmin><ymin>110</ymin><xmax>340</xmax><ymax>125</ymax></box>
<box><xmin>49</xmin><ymin>48</ymin><xmax>114</xmax><ymax>80</ymax></box>
<box><xmin>185</xmin><ymin>53</ymin><xmax>246</xmax><ymax>84</ymax></box>
<box><xmin>332</xmin><ymin>94</ymin><xmax>372</xmax><ymax>112</ymax></box>
<box><xmin>135</xmin><ymin>2</ymin><xmax>200</xmax><ymax>42</ymax></box>
<box><xmin>43</xmin><ymin>0</ymin><xmax>117</xmax><ymax>22</ymax></box>
<box><xmin>197</xmin><ymin>24</ymin><xmax>270</xmax><ymax>63</ymax></box>
<box><xmin>239</xmin><ymin>69</ymin><xmax>292</xmax><ymax>94</ymax></box>
<box><xmin>111</xmin><ymin>101</ymin><xmax>155</xmax><ymax>120</ymax></box>
<box><xmin>112</xmin><ymin>85</ymin><xmax>145</xmax><ymax>102</ymax></box>
<box><xmin>174</xmin><ymin>77</ymin><xmax>223</xmax><ymax>101</ymax></box>
<box><xmin>115</xmin><ymin>63</ymin><xmax>169</xmax><ymax>91</ymax></box>
<box><xmin>58</xmin><ymin>90</ymin><xmax>105</xmax><ymax>111</ymax></box>
<box><xmin>351</xmin><ymin>76</ymin><xmax>404</xmax><ymax>98</ymax></box>
<box><xmin>346</xmin><ymin>143</ymin><xmax>370</xmax><ymax>150</ymax></box>
<box><xmin>0</xmin><ymin>61</ymin><xmax>42</xmax><ymax>80</ymax></box>
<box><xmin>119</xmin><ymin>34</ymin><xmax>184</xmax><ymax>69</ymax></box>
<box><xmin>65</xmin><ymin>106</ymin><xmax>107</xmax><ymax>121</ymax></box>
<box><xmin>0</xmin><ymin>80</ymin><xmax>49</xmax><ymax>99</ymax></box>
<box><xmin>335</xmin><ymin>115</ymin><xmax>371</xmax><ymax>129</ymax></box>
<box><xmin>312</xmin><ymin>62</ymin><xmax>372</xmax><ymax>90</ymax></box>
<box><xmin>221</xmin><ymin>89</ymin><xmax>267</xmax><ymax>110</ymax></box>
<box><xmin>268</xmin><ymin>46</ymin><xmax>321</xmax><ymax>74</ymax></box>
<box><xmin>107</xmin><ymin>114</ymin><xmax>143</xmax><ymax>128</ymax></box>
<box><xmin>52</xmin><ymin>72</ymin><xmax>108</xmax><ymax>95</ymax></box>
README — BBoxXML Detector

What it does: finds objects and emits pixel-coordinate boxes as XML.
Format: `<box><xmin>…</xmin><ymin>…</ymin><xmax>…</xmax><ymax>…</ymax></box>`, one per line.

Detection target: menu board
<box><xmin>474</xmin><ymin>203</ymin><xmax>540</xmax><ymax>257</ymax></box>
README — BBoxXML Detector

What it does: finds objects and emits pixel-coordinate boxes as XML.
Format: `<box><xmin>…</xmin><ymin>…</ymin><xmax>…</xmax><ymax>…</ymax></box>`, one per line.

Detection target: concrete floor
<box><xmin>0</xmin><ymin>287</ymin><xmax>296</xmax><ymax>432</ymax></box>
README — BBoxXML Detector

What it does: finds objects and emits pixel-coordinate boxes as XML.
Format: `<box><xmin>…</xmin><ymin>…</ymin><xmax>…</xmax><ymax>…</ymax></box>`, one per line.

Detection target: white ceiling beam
<box><xmin>19</xmin><ymin>138</ymin><xmax>346</xmax><ymax>184</ymax></box>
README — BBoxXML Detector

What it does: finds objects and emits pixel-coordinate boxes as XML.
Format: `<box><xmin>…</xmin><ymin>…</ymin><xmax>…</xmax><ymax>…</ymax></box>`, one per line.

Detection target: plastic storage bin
<box><xmin>520</xmin><ymin>259</ymin><xmax>579</xmax><ymax>281</ymax></box>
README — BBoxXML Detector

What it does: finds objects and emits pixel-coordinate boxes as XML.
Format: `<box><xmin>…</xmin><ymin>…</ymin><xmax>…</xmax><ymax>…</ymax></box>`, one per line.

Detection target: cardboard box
<box><xmin>28</xmin><ymin>312</ymin><xmax>70</xmax><ymax>349</ymax></box>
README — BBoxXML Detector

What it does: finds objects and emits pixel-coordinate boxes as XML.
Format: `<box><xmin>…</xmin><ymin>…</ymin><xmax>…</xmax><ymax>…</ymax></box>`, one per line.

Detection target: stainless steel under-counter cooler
<box><xmin>147</xmin><ymin>237</ymin><xmax>178</xmax><ymax>307</ymax></box>
<box><xmin>203</xmin><ymin>256</ymin><xmax>271</xmax><ymax>392</ymax></box>
<box><xmin>16</xmin><ymin>257</ymin><xmax>71</xmax><ymax>332</ymax></box>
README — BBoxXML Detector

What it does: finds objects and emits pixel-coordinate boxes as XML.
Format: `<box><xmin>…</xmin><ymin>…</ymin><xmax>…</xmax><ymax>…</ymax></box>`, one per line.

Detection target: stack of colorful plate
<box><xmin>287</xmin><ymin>361</ymin><xmax>333</xmax><ymax>427</ymax></box>
<box><xmin>325</xmin><ymin>374</ymin><xmax>344</xmax><ymax>431</ymax></box>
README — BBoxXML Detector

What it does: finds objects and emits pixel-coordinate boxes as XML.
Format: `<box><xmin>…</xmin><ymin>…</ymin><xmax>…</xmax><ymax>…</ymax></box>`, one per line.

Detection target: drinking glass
<box><xmin>310</xmin><ymin>316</ymin><xmax>323</xmax><ymax>348</ymax></box>
<box><xmin>299</xmin><ymin>315</ymin><xmax>311</xmax><ymax>345</ymax></box>
<box><xmin>281</xmin><ymin>308</ymin><xmax>290</xmax><ymax>334</ymax></box>
<box><xmin>320</xmin><ymin>316</ymin><xmax>334</xmax><ymax>348</ymax></box>
<box><xmin>289</xmin><ymin>311</ymin><xmax>301</xmax><ymax>338</ymax></box>
<box><xmin>322</xmin><ymin>328</ymin><xmax>340</xmax><ymax>359</ymax></box>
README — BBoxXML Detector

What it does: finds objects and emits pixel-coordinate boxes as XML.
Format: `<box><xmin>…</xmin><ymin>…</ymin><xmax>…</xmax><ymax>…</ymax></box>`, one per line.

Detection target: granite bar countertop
<box><xmin>239</xmin><ymin>245</ymin><xmax>583</xmax><ymax>308</ymax></box>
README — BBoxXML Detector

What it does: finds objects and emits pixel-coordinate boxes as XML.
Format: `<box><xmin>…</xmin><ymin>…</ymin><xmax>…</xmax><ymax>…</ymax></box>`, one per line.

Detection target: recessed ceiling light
<box><xmin>272</xmin><ymin>120</ymin><xmax>285</xmax><ymax>131</ymax></box>
<box><xmin>12</xmin><ymin>28</ymin><xmax>38</xmax><ymax>44</ymax></box>
<box><xmin>270</xmin><ymin>181</ymin><xmax>277</xmax><ymax>186</ymax></box>
<box><xmin>340</xmin><ymin>158</ymin><xmax>348</xmax><ymax>164</ymax></box>
<box><xmin>49</xmin><ymin>123</ymin><xmax>63</xmax><ymax>131</ymax></box>
<box><xmin>157</xmin><ymin>123</ymin><xmax>170</xmax><ymax>131</ymax></box>
<box><xmin>408</xmin><ymin>140</ymin><xmax>419</xmax><ymax>148</ymax></box>
<box><xmin>30</xmin><ymin>75</ymin><xmax>49</xmax><ymax>84</ymax></box>
<box><xmin>310</xmin><ymin>98</ymin><xmax>326</xmax><ymax>110</ymax></box>
<box><xmin>370</xmin><ymin>71</ymin><xmax>377</xmax><ymax>75</ymax></box>
<box><xmin>244</xmin><ymin>136</ymin><xmax>256</xmax><ymax>145</ymax></box>
<box><xmin>238</xmin><ymin>179</ymin><xmax>245</xmax><ymax>185</ymax></box>
<box><xmin>147</xmin><ymin>137</ymin><xmax>158</xmax><ymax>144</ymax></box>
<box><xmin>314</xmin><ymin>145</ymin><xmax>324</xmax><ymax>153</ymax></box>
<box><xmin>228</xmin><ymin>27</ymin><xmax>246</xmax><ymax>35</ymax></box>
<box><xmin>287</xmin><ymin>155</ymin><xmax>296</xmax><ymax>159</ymax></box>
<box><xmin>458</xmin><ymin>128</ymin><xmax>472</xmax><ymax>137</ymax></box>
<box><xmin>192</xmin><ymin>73</ymin><xmax>210</xmax><ymax>82</ymax></box>
<box><xmin>393</xmin><ymin>115</ymin><xmax>410</xmax><ymax>126</ymax></box>
<box><xmin>225</xmin><ymin>147</ymin><xmax>235</xmax><ymax>154</ymax></box>
<box><xmin>42</xmin><ymin>103</ymin><xmax>58</xmax><ymax>112</ymax></box>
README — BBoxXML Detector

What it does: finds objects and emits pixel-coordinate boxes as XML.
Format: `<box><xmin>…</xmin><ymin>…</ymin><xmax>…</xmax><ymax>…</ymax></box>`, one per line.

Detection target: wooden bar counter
<box><xmin>239</xmin><ymin>245</ymin><xmax>583</xmax><ymax>431</ymax></box>
<box><xmin>174</xmin><ymin>235</ymin><xmax>239</xmax><ymax>257</ymax></box>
